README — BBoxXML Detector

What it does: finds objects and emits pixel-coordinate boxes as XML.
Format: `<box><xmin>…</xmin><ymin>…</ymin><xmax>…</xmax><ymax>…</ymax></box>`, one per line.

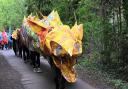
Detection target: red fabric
<box><xmin>2</xmin><ymin>31</ymin><xmax>8</xmax><ymax>44</ymax></box>
<box><xmin>37</xmin><ymin>29</ymin><xmax>48</xmax><ymax>46</ymax></box>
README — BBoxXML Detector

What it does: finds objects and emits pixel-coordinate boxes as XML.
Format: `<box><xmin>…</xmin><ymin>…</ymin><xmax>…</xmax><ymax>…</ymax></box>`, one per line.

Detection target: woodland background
<box><xmin>0</xmin><ymin>0</ymin><xmax>128</xmax><ymax>88</ymax></box>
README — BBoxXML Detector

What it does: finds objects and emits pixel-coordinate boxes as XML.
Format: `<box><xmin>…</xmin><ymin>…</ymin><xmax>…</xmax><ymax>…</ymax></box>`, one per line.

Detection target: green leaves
<box><xmin>0</xmin><ymin>0</ymin><xmax>25</xmax><ymax>29</ymax></box>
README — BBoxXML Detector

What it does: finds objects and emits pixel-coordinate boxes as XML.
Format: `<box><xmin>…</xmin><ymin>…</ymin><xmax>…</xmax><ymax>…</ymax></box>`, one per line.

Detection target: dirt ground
<box><xmin>76</xmin><ymin>67</ymin><xmax>114</xmax><ymax>89</ymax></box>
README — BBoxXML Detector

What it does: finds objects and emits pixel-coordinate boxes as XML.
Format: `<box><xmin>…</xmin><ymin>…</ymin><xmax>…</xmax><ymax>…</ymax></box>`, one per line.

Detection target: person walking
<box><xmin>0</xmin><ymin>32</ymin><xmax>3</xmax><ymax>49</ymax></box>
<box><xmin>8</xmin><ymin>33</ymin><xmax>13</xmax><ymax>49</ymax></box>
<box><xmin>2</xmin><ymin>30</ymin><xmax>8</xmax><ymax>50</ymax></box>
<box><xmin>28</xmin><ymin>36</ymin><xmax>42</xmax><ymax>73</ymax></box>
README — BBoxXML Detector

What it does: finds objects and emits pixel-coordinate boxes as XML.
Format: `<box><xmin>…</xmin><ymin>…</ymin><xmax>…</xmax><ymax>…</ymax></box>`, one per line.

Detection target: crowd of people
<box><xmin>0</xmin><ymin>30</ymin><xmax>12</xmax><ymax>50</ymax></box>
<box><xmin>11</xmin><ymin>27</ymin><xmax>42</xmax><ymax>73</ymax></box>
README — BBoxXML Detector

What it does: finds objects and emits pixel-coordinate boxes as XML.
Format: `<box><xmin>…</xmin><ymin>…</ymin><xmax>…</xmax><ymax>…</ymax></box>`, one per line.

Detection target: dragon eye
<box><xmin>74</xmin><ymin>42</ymin><xmax>80</xmax><ymax>51</ymax></box>
<box><xmin>54</xmin><ymin>45</ymin><xmax>63</xmax><ymax>56</ymax></box>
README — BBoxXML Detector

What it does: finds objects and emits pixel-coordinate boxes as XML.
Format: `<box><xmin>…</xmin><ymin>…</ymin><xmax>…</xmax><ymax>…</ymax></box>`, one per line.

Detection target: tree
<box><xmin>0</xmin><ymin>0</ymin><xmax>26</xmax><ymax>30</ymax></box>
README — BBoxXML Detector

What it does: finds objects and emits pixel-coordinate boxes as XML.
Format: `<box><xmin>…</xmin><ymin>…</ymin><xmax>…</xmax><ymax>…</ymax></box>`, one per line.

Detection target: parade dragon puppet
<box><xmin>13</xmin><ymin>10</ymin><xmax>83</xmax><ymax>83</ymax></box>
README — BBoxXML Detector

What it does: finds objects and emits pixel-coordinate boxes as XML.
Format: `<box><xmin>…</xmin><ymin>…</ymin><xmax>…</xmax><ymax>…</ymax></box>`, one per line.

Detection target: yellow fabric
<box><xmin>46</xmin><ymin>10</ymin><xmax>63</xmax><ymax>27</ymax></box>
<box><xmin>53</xmin><ymin>56</ymin><xmax>77</xmax><ymax>83</ymax></box>
<box><xmin>26</xmin><ymin>16</ymin><xmax>48</xmax><ymax>34</ymax></box>
<box><xmin>12</xmin><ymin>29</ymin><xmax>18</xmax><ymax>40</ymax></box>
<box><xmin>45</xmin><ymin>25</ymin><xmax>83</xmax><ymax>56</ymax></box>
<box><xmin>71</xmin><ymin>22</ymin><xmax>83</xmax><ymax>40</ymax></box>
<box><xmin>45</xmin><ymin>25</ymin><xmax>75</xmax><ymax>56</ymax></box>
<box><xmin>49</xmin><ymin>11</ymin><xmax>63</xmax><ymax>27</ymax></box>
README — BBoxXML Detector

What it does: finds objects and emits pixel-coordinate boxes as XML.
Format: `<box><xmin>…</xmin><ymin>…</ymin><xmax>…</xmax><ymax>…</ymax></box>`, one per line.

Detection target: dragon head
<box><xmin>45</xmin><ymin>24</ymin><xmax>83</xmax><ymax>83</ymax></box>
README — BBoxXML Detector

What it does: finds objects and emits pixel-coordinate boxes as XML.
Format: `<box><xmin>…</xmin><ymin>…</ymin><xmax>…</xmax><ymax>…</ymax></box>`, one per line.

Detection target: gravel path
<box><xmin>0</xmin><ymin>53</ymin><xmax>24</xmax><ymax>89</ymax></box>
<box><xmin>0</xmin><ymin>50</ymin><xmax>97</xmax><ymax>89</ymax></box>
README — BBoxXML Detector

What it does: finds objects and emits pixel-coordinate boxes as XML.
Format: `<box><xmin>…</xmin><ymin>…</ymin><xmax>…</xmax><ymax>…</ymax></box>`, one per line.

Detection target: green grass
<box><xmin>76</xmin><ymin>58</ymin><xmax>128</xmax><ymax>89</ymax></box>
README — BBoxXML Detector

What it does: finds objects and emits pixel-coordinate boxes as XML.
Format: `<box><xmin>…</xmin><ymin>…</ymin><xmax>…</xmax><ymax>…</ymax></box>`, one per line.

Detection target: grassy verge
<box><xmin>76</xmin><ymin>58</ymin><xmax>128</xmax><ymax>89</ymax></box>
